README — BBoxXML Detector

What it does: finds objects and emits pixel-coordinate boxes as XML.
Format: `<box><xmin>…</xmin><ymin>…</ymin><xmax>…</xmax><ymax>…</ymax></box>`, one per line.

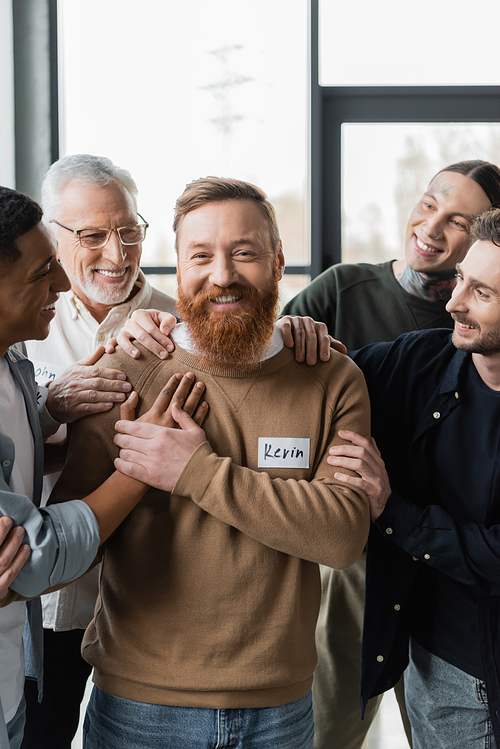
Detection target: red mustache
<box><xmin>189</xmin><ymin>284</ymin><xmax>255</xmax><ymax>306</ymax></box>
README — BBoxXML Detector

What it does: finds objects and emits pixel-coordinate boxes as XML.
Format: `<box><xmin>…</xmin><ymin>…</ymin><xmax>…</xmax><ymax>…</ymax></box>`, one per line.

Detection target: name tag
<box><xmin>31</xmin><ymin>360</ymin><xmax>66</xmax><ymax>386</ymax></box>
<box><xmin>258</xmin><ymin>438</ymin><xmax>310</xmax><ymax>468</ymax></box>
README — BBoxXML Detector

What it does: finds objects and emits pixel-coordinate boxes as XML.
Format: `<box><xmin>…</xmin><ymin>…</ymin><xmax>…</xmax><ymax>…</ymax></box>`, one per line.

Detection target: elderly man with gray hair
<box><xmin>22</xmin><ymin>153</ymin><xmax>178</xmax><ymax>749</ymax></box>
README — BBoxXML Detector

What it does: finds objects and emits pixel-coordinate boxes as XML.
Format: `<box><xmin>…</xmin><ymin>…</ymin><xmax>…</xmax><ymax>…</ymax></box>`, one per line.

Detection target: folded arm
<box><xmin>347</xmin><ymin>335</ymin><xmax>500</xmax><ymax>595</ymax></box>
<box><xmin>373</xmin><ymin>491</ymin><xmax>500</xmax><ymax>596</ymax></box>
<box><xmin>0</xmin><ymin>484</ymin><xmax>100</xmax><ymax>603</ymax></box>
<box><xmin>173</xmin><ymin>441</ymin><xmax>370</xmax><ymax>570</ymax></box>
<box><xmin>114</xmin><ymin>367</ymin><xmax>370</xmax><ymax>570</ymax></box>
<box><xmin>3</xmin><ymin>373</ymin><xmax>207</xmax><ymax>604</ymax></box>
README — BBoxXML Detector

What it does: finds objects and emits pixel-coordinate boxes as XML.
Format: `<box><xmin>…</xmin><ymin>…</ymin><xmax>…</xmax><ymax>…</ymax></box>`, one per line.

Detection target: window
<box><xmin>320</xmin><ymin>0</ymin><xmax>500</xmax><ymax>87</ymax></box>
<box><xmin>342</xmin><ymin>123</ymin><xmax>500</xmax><ymax>264</ymax></box>
<box><xmin>313</xmin><ymin>0</ymin><xmax>500</xmax><ymax>271</ymax></box>
<box><xmin>0</xmin><ymin>2</ymin><xmax>15</xmax><ymax>188</ymax></box>
<box><xmin>59</xmin><ymin>0</ymin><xmax>310</xmax><ymax>305</ymax></box>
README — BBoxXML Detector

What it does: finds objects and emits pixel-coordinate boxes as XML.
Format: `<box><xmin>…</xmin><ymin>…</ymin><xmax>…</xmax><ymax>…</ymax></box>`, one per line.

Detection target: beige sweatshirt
<box><xmin>50</xmin><ymin>343</ymin><xmax>370</xmax><ymax>709</ymax></box>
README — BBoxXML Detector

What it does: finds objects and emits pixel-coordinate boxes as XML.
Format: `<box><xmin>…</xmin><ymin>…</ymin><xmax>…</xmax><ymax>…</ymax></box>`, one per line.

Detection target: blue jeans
<box><xmin>83</xmin><ymin>686</ymin><xmax>313</xmax><ymax>749</ymax></box>
<box><xmin>405</xmin><ymin>638</ymin><xmax>497</xmax><ymax>749</ymax></box>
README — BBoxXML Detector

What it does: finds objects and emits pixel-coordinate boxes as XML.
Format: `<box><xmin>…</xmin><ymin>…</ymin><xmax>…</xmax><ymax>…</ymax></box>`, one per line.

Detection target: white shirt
<box><xmin>171</xmin><ymin>322</ymin><xmax>284</xmax><ymax>360</ymax></box>
<box><xmin>25</xmin><ymin>273</ymin><xmax>177</xmax><ymax>630</ymax></box>
<box><xmin>0</xmin><ymin>357</ymin><xmax>34</xmax><ymax>722</ymax></box>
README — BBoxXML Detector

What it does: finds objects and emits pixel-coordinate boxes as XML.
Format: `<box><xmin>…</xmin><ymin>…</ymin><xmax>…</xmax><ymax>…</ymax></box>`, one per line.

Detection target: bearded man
<box><xmin>49</xmin><ymin>177</ymin><xmax>370</xmax><ymax>749</ymax></box>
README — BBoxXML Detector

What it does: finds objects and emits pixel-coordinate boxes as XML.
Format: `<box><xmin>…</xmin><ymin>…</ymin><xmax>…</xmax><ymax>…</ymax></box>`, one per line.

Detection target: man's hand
<box><xmin>114</xmin><ymin>403</ymin><xmax>206</xmax><ymax>492</ymax></box>
<box><xmin>105</xmin><ymin>309</ymin><xmax>177</xmax><ymax>360</ymax></box>
<box><xmin>327</xmin><ymin>430</ymin><xmax>391</xmax><ymax>520</ymax></box>
<box><xmin>277</xmin><ymin>316</ymin><xmax>347</xmax><ymax>364</ymax></box>
<box><xmin>46</xmin><ymin>347</ymin><xmax>132</xmax><ymax>423</ymax></box>
<box><xmin>0</xmin><ymin>517</ymin><xmax>30</xmax><ymax>598</ymax></box>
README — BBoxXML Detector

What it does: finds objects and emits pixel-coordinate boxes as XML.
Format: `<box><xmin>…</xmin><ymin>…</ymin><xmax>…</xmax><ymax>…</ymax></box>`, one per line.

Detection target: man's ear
<box><xmin>277</xmin><ymin>241</ymin><xmax>285</xmax><ymax>280</ymax></box>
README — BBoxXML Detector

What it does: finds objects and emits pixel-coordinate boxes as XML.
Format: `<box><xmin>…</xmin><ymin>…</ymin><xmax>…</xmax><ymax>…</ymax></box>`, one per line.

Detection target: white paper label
<box><xmin>258</xmin><ymin>437</ymin><xmax>310</xmax><ymax>468</ymax></box>
<box><xmin>31</xmin><ymin>360</ymin><xmax>66</xmax><ymax>386</ymax></box>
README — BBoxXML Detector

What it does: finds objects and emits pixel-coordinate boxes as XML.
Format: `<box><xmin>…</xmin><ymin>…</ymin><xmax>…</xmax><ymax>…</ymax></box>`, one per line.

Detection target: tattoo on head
<box><xmin>430</xmin><ymin>177</ymin><xmax>457</xmax><ymax>198</ymax></box>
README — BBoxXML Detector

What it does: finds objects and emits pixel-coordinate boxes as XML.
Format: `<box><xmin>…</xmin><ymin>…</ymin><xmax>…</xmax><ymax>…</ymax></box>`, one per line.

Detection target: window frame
<box><xmin>310</xmin><ymin>0</ymin><xmax>500</xmax><ymax>276</ymax></box>
<box><xmin>19</xmin><ymin>1</ymin><xmax>500</xmax><ymax>280</ymax></box>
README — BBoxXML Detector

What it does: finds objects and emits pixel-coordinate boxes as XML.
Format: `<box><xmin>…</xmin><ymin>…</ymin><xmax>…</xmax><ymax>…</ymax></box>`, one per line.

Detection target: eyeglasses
<box><xmin>50</xmin><ymin>214</ymin><xmax>149</xmax><ymax>249</ymax></box>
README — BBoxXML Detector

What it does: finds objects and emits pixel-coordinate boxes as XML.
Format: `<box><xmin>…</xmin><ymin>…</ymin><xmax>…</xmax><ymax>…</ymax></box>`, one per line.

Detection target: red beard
<box><xmin>176</xmin><ymin>266</ymin><xmax>280</xmax><ymax>370</ymax></box>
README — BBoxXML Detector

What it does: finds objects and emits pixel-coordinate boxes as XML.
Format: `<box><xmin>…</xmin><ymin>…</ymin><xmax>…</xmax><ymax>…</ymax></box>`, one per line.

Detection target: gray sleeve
<box><xmin>38</xmin><ymin>403</ymin><xmax>62</xmax><ymax>439</ymax></box>
<box><xmin>0</xmin><ymin>485</ymin><xmax>99</xmax><ymax>598</ymax></box>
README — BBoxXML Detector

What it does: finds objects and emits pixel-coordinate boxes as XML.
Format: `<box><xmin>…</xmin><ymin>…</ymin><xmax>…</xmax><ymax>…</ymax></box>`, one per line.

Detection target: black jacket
<box><xmin>352</xmin><ymin>329</ymin><xmax>500</xmax><ymax>744</ymax></box>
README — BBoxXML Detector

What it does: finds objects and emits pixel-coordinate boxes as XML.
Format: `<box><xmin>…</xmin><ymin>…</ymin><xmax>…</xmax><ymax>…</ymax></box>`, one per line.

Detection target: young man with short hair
<box><xmin>329</xmin><ymin>207</ymin><xmax>500</xmax><ymax>748</ymax></box>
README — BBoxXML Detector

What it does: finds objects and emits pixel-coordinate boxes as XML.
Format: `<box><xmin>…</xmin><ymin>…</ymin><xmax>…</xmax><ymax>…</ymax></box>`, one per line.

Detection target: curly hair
<box><xmin>0</xmin><ymin>186</ymin><xmax>43</xmax><ymax>264</ymax></box>
<box><xmin>470</xmin><ymin>207</ymin><xmax>500</xmax><ymax>248</ymax></box>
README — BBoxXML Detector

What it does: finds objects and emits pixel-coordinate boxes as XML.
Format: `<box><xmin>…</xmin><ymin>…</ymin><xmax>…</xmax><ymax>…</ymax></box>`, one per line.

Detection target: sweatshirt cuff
<box><xmin>173</xmin><ymin>441</ymin><xmax>220</xmax><ymax>501</ymax></box>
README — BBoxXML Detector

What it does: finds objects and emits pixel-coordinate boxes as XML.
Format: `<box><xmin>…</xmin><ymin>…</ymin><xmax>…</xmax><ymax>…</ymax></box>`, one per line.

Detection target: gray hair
<box><xmin>41</xmin><ymin>154</ymin><xmax>138</xmax><ymax>218</ymax></box>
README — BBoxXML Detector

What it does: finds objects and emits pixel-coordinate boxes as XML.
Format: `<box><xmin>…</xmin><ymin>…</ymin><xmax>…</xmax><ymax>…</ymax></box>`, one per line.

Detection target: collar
<box><xmin>5</xmin><ymin>343</ymin><xmax>27</xmax><ymax>365</ymax></box>
<box><xmin>410</xmin><ymin>345</ymin><xmax>469</xmax><ymax>447</ymax></box>
<box><xmin>171</xmin><ymin>322</ymin><xmax>284</xmax><ymax>361</ymax></box>
<box><xmin>438</xmin><ymin>347</ymin><xmax>469</xmax><ymax>396</ymax></box>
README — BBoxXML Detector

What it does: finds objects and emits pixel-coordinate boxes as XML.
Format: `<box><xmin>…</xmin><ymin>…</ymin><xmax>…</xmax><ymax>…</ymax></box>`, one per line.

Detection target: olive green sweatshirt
<box><xmin>282</xmin><ymin>260</ymin><xmax>453</xmax><ymax>351</ymax></box>
<box><xmin>50</xmin><ymin>343</ymin><xmax>370</xmax><ymax>709</ymax></box>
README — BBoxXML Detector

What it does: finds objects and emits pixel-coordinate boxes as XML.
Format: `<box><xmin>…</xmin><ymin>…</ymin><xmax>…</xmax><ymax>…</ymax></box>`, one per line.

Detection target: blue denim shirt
<box><xmin>353</xmin><ymin>329</ymin><xmax>500</xmax><ymax>745</ymax></box>
<box><xmin>0</xmin><ymin>345</ymin><xmax>99</xmax><ymax>744</ymax></box>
